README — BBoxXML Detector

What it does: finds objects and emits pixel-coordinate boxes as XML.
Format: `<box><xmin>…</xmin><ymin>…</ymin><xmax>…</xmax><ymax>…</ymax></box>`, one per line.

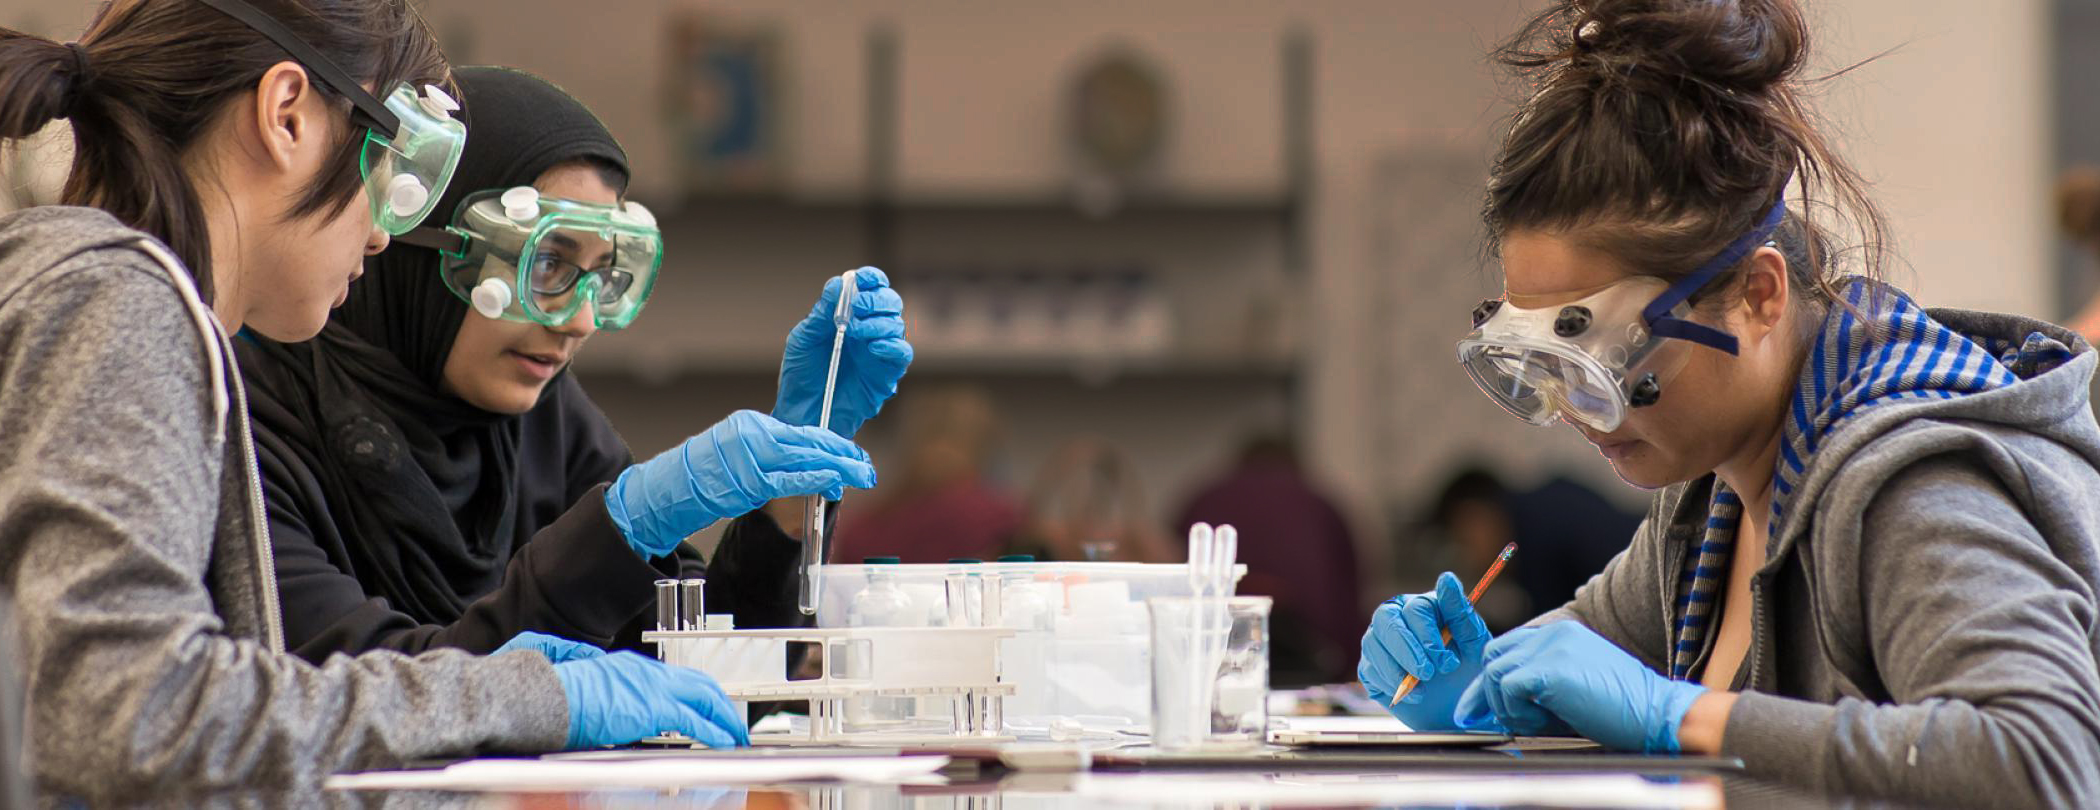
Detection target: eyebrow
<box><xmin>547</xmin><ymin>233</ymin><xmax>582</xmax><ymax>251</ymax></box>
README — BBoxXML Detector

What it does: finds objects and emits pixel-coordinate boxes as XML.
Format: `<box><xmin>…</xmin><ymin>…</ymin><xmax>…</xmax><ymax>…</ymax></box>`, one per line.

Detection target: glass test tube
<box><xmin>654</xmin><ymin>578</ymin><xmax>680</xmax><ymax>631</ymax></box>
<box><xmin>798</xmin><ymin>268</ymin><xmax>856</xmax><ymax>617</ymax></box>
<box><xmin>799</xmin><ymin>498</ymin><xmax>825</xmax><ymax>615</ymax></box>
<box><xmin>678</xmin><ymin>578</ymin><xmax>706</xmax><ymax>631</ymax></box>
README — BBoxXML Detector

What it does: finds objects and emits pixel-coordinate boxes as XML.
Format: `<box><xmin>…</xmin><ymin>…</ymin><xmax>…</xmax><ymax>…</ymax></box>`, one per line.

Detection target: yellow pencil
<box><xmin>1389</xmin><ymin>542</ymin><xmax>1516</xmax><ymax>706</ymax></box>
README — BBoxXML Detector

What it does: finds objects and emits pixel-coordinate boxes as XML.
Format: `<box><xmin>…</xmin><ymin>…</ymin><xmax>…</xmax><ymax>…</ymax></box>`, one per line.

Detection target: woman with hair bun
<box><xmin>1359</xmin><ymin>1</ymin><xmax>2100</xmax><ymax>805</ymax></box>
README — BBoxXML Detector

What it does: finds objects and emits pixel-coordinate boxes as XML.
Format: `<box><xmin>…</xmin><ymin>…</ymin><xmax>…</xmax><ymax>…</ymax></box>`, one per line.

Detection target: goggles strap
<box><xmin>396</xmin><ymin>226</ymin><xmax>467</xmax><ymax>255</ymax></box>
<box><xmin>196</xmin><ymin>0</ymin><xmax>402</xmax><ymax>138</ymax></box>
<box><xmin>1639</xmin><ymin>186</ymin><xmax>1789</xmax><ymax>356</ymax></box>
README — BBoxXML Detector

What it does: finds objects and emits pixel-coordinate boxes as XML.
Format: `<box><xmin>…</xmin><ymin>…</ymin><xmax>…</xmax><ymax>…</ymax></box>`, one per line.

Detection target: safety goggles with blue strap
<box><xmin>1457</xmin><ymin>193</ymin><xmax>1787</xmax><ymax>433</ymax></box>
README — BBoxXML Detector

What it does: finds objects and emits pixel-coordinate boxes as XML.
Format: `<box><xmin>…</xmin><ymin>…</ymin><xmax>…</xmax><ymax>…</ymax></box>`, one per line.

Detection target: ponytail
<box><xmin>0</xmin><ymin>0</ymin><xmax>449</xmax><ymax>304</ymax></box>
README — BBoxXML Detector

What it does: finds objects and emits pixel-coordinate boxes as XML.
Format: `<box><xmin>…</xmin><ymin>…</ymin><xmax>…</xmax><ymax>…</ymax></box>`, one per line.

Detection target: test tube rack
<box><xmin>645</xmin><ymin>626</ymin><xmax>1018</xmax><ymax>745</ymax></box>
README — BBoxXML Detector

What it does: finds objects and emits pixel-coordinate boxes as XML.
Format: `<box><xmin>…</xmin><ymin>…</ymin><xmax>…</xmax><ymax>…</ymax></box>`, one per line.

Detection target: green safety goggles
<box><xmin>399</xmin><ymin>186</ymin><xmax>663</xmax><ymax>331</ymax></box>
<box><xmin>358</xmin><ymin>82</ymin><xmax>466</xmax><ymax>234</ymax></box>
<box><xmin>199</xmin><ymin>0</ymin><xmax>466</xmax><ymax>235</ymax></box>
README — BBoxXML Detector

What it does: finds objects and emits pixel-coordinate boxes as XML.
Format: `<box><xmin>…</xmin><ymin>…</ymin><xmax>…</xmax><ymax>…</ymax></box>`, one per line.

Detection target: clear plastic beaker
<box><xmin>1145</xmin><ymin>596</ymin><xmax>1271</xmax><ymax>751</ymax></box>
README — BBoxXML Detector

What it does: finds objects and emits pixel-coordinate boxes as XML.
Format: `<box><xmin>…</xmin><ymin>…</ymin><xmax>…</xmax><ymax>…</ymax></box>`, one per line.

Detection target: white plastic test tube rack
<box><xmin>645</xmin><ymin>625</ymin><xmax>1018</xmax><ymax>745</ymax></box>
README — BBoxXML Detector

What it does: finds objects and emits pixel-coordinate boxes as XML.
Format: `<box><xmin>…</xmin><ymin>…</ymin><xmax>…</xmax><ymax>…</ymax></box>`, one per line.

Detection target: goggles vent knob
<box><xmin>471</xmin><ymin>277</ymin><xmax>513</xmax><ymax>320</ymax></box>
<box><xmin>621</xmin><ymin>200</ymin><xmax>657</xmax><ymax>228</ymax></box>
<box><xmin>1629</xmin><ymin>372</ymin><xmax>1662</xmax><ymax>407</ymax></box>
<box><xmin>1471</xmin><ymin>299</ymin><xmax>1502</xmax><ymax>327</ymax></box>
<box><xmin>386</xmin><ymin>174</ymin><xmax>428</xmax><ymax>219</ymax></box>
<box><xmin>1554</xmin><ymin>305</ymin><xmax>1593</xmax><ymax>337</ymax></box>
<box><xmin>418</xmin><ymin>84</ymin><xmax>461</xmax><ymax>118</ymax></box>
<box><xmin>501</xmin><ymin>186</ymin><xmax>541</xmax><ymax>222</ymax></box>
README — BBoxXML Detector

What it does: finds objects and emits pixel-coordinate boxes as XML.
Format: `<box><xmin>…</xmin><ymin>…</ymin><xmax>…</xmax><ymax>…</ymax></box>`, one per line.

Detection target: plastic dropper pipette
<box><xmin>798</xmin><ymin>268</ymin><xmax>857</xmax><ymax>616</ymax></box>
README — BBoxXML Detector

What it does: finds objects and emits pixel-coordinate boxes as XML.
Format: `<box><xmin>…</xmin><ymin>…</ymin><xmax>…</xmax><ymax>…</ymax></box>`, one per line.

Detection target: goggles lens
<box><xmin>1460</xmin><ymin>343</ymin><xmax>1625</xmax><ymax>431</ymax></box>
<box><xmin>1454</xmin><ymin>276</ymin><xmax>1695</xmax><ymax>433</ymax></box>
<box><xmin>359</xmin><ymin>83</ymin><xmax>465</xmax><ymax>235</ymax></box>
<box><xmin>434</xmin><ymin>189</ymin><xmax>662</xmax><ymax>331</ymax></box>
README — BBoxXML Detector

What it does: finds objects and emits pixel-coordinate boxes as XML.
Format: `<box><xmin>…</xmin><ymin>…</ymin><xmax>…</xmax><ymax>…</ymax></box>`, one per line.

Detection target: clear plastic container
<box><xmin>843</xmin><ymin>558</ymin><xmax>931</xmax><ymax>733</ymax></box>
<box><xmin>817</xmin><ymin>561</ymin><xmax>1244</xmax><ymax>739</ymax></box>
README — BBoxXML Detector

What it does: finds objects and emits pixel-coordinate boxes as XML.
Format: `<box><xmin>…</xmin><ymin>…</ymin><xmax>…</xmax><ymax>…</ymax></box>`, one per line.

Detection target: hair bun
<box><xmin>1568</xmin><ymin>0</ymin><xmax>1807</xmax><ymax>97</ymax></box>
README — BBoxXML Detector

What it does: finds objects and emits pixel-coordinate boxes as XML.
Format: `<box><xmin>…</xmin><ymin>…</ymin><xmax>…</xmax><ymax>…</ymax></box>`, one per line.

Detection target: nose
<box><xmin>548</xmin><ymin>299</ymin><xmax>597</xmax><ymax>340</ymax></box>
<box><xmin>365</xmin><ymin>223</ymin><xmax>390</xmax><ymax>256</ymax></box>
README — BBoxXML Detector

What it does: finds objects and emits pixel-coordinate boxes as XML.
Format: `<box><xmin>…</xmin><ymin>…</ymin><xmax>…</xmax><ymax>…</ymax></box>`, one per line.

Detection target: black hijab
<box><xmin>239</xmin><ymin>66</ymin><xmax>635</xmax><ymax>625</ymax></box>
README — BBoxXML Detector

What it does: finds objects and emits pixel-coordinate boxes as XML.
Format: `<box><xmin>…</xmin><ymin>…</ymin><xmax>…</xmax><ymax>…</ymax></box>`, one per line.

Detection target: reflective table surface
<box><xmin>88</xmin><ymin>768</ymin><xmax>1938</xmax><ymax>810</ymax></box>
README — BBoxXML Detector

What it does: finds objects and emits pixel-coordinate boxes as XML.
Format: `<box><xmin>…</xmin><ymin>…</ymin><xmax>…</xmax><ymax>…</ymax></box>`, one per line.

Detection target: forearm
<box><xmin>1677</xmin><ymin>690</ymin><xmax>1737</xmax><ymax>754</ymax></box>
<box><xmin>1711</xmin><ymin>689</ymin><xmax>2095</xmax><ymax>808</ymax></box>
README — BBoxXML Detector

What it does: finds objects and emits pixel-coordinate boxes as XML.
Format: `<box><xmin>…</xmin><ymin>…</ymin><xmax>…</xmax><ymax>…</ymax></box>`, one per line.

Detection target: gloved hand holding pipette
<box><xmin>603</xmin><ymin>410</ymin><xmax>878</xmax><ymax>560</ymax></box>
<box><xmin>774</xmin><ymin>267</ymin><xmax>913</xmax><ymax>440</ymax></box>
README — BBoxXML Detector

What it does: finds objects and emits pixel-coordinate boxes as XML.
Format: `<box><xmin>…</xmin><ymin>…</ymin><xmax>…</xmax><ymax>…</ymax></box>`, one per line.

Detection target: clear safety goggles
<box><xmin>1457</xmin><ymin>277</ymin><xmax>1698</xmax><ymax>433</ymax></box>
<box><xmin>401</xmin><ymin>186</ymin><xmax>663</xmax><ymax>331</ymax></box>
<box><xmin>198</xmin><ymin>0</ymin><xmax>466</xmax><ymax>236</ymax></box>
<box><xmin>1456</xmin><ymin>192</ymin><xmax>1788</xmax><ymax>432</ymax></box>
<box><xmin>357</xmin><ymin>83</ymin><xmax>466</xmax><ymax>234</ymax></box>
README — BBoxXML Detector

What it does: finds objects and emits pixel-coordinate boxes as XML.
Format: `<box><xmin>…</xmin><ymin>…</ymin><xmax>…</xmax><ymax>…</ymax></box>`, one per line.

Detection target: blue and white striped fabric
<box><xmin>1666</xmin><ymin>279</ymin><xmax>2073</xmax><ymax>681</ymax></box>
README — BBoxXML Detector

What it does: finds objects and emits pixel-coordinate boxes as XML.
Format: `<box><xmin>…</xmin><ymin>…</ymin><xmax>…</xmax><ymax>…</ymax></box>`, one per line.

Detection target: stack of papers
<box><xmin>325</xmin><ymin>754</ymin><xmax>951</xmax><ymax>792</ymax></box>
<box><xmin>1076</xmin><ymin>771</ymin><xmax>1720</xmax><ymax>809</ymax></box>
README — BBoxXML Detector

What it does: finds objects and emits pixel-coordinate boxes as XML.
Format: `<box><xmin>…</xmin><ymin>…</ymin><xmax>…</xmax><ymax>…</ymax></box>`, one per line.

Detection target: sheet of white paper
<box><xmin>1267</xmin><ymin>715</ymin><xmax>1412</xmax><ymax>733</ymax></box>
<box><xmin>1076</xmin><ymin>771</ymin><xmax>1720</xmax><ymax>809</ymax></box>
<box><xmin>325</xmin><ymin>755</ymin><xmax>950</xmax><ymax>793</ymax></box>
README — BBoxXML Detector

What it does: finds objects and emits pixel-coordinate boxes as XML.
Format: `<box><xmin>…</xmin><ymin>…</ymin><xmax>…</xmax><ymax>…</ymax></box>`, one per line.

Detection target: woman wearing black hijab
<box><xmin>236</xmin><ymin>66</ymin><xmax>911</xmax><ymax>662</ymax></box>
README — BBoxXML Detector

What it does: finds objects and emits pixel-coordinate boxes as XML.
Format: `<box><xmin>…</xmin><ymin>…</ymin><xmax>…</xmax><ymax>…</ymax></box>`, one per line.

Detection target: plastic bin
<box><xmin>817</xmin><ymin>561</ymin><xmax>1243</xmax><ymax>739</ymax></box>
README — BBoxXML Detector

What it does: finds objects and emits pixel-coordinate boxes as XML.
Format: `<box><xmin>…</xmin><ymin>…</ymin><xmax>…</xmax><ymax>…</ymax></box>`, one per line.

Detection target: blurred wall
<box><xmin>1813</xmin><ymin>0</ymin><xmax>2052</xmax><ymax>318</ymax></box>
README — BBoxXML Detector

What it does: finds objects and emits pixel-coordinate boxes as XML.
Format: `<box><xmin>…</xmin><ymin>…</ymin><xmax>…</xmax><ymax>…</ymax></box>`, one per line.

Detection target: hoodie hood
<box><xmin>1772</xmin><ymin>305</ymin><xmax>2100</xmax><ymax>565</ymax></box>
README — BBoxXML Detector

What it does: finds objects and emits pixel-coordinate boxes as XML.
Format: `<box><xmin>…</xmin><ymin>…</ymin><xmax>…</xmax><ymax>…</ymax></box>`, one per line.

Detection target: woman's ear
<box><xmin>250</xmin><ymin>61</ymin><xmax>321</xmax><ymax>175</ymax></box>
<box><xmin>1738</xmin><ymin>245</ymin><xmax>1791</xmax><ymax>338</ymax></box>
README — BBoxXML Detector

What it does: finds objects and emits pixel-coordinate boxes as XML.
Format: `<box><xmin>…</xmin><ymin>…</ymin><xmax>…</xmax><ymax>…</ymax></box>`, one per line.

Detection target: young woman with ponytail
<box><xmin>1359</xmin><ymin>1</ymin><xmax>2100</xmax><ymax>805</ymax></box>
<box><xmin>0</xmin><ymin>0</ymin><xmax>746</xmax><ymax>800</ymax></box>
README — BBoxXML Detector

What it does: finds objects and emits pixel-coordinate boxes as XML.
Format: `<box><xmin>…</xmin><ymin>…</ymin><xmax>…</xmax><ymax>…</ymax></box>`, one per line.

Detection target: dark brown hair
<box><xmin>1485</xmin><ymin>0</ymin><xmax>1891</xmax><ymax>314</ymax></box>
<box><xmin>0</xmin><ymin>0</ymin><xmax>449</xmax><ymax>303</ymax></box>
<box><xmin>2057</xmin><ymin>166</ymin><xmax>2100</xmax><ymax>249</ymax></box>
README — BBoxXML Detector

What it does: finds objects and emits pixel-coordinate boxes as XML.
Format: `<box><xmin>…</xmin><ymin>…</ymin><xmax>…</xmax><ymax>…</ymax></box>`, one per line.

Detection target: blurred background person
<box><xmin>1175</xmin><ymin>434</ymin><xmax>1362</xmax><ymax>685</ymax></box>
<box><xmin>834</xmin><ymin>385</ymin><xmax>1024</xmax><ymax>563</ymax></box>
<box><xmin>1010</xmin><ymin>437</ymin><xmax>1171</xmax><ymax>563</ymax></box>
<box><xmin>1418</xmin><ymin>467</ymin><xmax>1639</xmax><ymax>634</ymax></box>
<box><xmin>2057</xmin><ymin>166</ymin><xmax>2100</xmax><ymax>342</ymax></box>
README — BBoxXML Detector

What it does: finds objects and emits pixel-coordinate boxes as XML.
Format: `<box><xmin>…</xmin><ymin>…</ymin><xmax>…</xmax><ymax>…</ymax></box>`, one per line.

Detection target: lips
<box><xmin>507</xmin><ymin>349</ymin><xmax>567</xmax><ymax>379</ymax></box>
<box><xmin>1591</xmin><ymin>437</ymin><xmax>1640</xmax><ymax>461</ymax></box>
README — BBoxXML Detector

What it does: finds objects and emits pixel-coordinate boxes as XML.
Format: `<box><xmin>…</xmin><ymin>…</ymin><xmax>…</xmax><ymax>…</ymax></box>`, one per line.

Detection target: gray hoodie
<box><xmin>1</xmin><ymin>595</ymin><xmax>25</xmax><ymax>809</ymax></box>
<box><xmin>0</xmin><ymin>207</ymin><xmax>569</xmax><ymax>801</ymax></box>
<box><xmin>1543</xmin><ymin>308</ymin><xmax>2100</xmax><ymax>807</ymax></box>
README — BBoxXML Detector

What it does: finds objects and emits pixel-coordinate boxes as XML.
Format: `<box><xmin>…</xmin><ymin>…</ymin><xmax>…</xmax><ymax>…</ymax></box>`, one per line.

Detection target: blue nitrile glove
<box><xmin>1357</xmin><ymin>572</ymin><xmax>1494</xmax><ymax>732</ymax></box>
<box><xmin>1454</xmin><ymin>621</ymin><xmax>1706</xmax><ymax>752</ymax></box>
<box><xmin>773</xmin><ymin>267</ymin><xmax>912</xmax><ymax>440</ymax></box>
<box><xmin>604</xmin><ymin>409</ymin><xmax>877</xmax><ymax>559</ymax></box>
<box><xmin>554</xmin><ymin>651</ymin><xmax>751</xmax><ymax>749</ymax></box>
<box><xmin>495</xmin><ymin>631</ymin><xmax>607</xmax><ymax>664</ymax></box>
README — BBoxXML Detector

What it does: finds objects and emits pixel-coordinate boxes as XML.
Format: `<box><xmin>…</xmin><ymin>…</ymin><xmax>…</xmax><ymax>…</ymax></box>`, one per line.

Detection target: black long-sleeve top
<box><xmin>246</xmin><ymin>368</ymin><xmax>809</xmax><ymax>664</ymax></box>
